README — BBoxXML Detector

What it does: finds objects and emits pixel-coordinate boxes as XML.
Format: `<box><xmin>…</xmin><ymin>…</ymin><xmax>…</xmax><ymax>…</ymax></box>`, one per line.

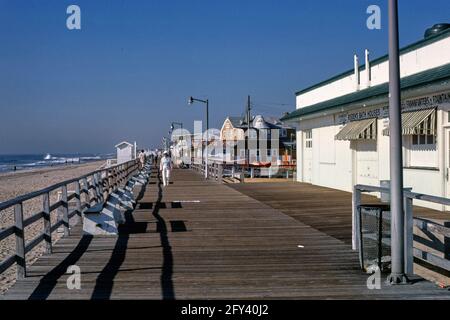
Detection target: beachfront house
<box><xmin>115</xmin><ymin>141</ymin><xmax>136</xmax><ymax>164</ymax></box>
<box><xmin>219</xmin><ymin>114</ymin><xmax>296</xmax><ymax>165</ymax></box>
<box><xmin>281</xmin><ymin>24</ymin><xmax>450</xmax><ymax>210</ymax></box>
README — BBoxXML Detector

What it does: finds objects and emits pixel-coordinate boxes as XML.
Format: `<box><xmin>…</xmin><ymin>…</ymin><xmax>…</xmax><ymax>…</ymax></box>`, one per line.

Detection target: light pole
<box><xmin>387</xmin><ymin>0</ymin><xmax>408</xmax><ymax>284</ymax></box>
<box><xmin>162</xmin><ymin>137</ymin><xmax>168</xmax><ymax>152</ymax></box>
<box><xmin>188</xmin><ymin>96</ymin><xmax>209</xmax><ymax>179</ymax></box>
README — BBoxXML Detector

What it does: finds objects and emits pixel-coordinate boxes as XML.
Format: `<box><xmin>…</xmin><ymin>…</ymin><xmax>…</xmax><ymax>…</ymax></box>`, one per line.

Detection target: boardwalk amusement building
<box><xmin>282</xmin><ymin>24</ymin><xmax>450</xmax><ymax>210</ymax></box>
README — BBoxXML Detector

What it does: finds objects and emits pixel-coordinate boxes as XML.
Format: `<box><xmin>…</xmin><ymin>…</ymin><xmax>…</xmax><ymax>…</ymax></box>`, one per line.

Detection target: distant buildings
<box><xmin>282</xmin><ymin>24</ymin><xmax>450</xmax><ymax>210</ymax></box>
<box><xmin>219</xmin><ymin>114</ymin><xmax>296</xmax><ymax>165</ymax></box>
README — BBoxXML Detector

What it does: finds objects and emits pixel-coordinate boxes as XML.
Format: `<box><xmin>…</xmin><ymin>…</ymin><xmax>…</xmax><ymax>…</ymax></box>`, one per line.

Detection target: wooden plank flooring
<box><xmin>2</xmin><ymin>168</ymin><xmax>449</xmax><ymax>299</ymax></box>
<box><xmin>231</xmin><ymin>181</ymin><xmax>450</xmax><ymax>246</ymax></box>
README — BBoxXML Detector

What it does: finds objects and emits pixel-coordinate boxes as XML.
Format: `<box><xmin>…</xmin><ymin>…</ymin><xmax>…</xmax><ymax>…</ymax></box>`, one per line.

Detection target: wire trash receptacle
<box><xmin>358</xmin><ymin>204</ymin><xmax>391</xmax><ymax>273</ymax></box>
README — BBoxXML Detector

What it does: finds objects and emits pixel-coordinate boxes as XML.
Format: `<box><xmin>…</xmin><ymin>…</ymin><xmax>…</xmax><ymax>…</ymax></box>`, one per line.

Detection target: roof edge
<box><xmin>295</xmin><ymin>28</ymin><xmax>450</xmax><ymax>96</ymax></box>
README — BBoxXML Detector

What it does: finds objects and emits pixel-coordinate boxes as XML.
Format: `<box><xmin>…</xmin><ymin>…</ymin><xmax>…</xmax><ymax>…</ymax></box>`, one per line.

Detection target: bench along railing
<box><xmin>352</xmin><ymin>184</ymin><xmax>450</xmax><ymax>277</ymax></box>
<box><xmin>0</xmin><ymin>159</ymin><xmax>139</xmax><ymax>279</ymax></box>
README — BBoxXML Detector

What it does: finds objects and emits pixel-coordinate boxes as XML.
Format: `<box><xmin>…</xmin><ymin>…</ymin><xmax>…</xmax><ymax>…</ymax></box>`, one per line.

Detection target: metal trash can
<box><xmin>359</xmin><ymin>204</ymin><xmax>391</xmax><ymax>273</ymax></box>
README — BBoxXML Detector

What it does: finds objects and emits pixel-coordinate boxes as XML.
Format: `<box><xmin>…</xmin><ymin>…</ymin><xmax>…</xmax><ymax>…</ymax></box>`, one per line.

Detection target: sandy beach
<box><xmin>0</xmin><ymin>161</ymin><xmax>105</xmax><ymax>294</ymax></box>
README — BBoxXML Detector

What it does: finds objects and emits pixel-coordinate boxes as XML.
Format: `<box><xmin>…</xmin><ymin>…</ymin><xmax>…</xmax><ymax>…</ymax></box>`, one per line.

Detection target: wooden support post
<box><xmin>42</xmin><ymin>192</ymin><xmax>52</xmax><ymax>254</ymax></box>
<box><xmin>98</xmin><ymin>172</ymin><xmax>105</xmax><ymax>202</ymax></box>
<box><xmin>14</xmin><ymin>203</ymin><xmax>26</xmax><ymax>279</ymax></box>
<box><xmin>75</xmin><ymin>181</ymin><xmax>82</xmax><ymax>216</ymax></box>
<box><xmin>218</xmin><ymin>164</ymin><xmax>223</xmax><ymax>184</ymax></box>
<box><xmin>82</xmin><ymin>177</ymin><xmax>90</xmax><ymax>207</ymax></box>
<box><xmin>61</xmin><ymin>185</ymin><xmax>70</xmax><ymax>237</ymax></box>
<box><xmin>94</xmin><ymin>174</ymin><xmax>101</xmax><ymax>203</ymax></box>
<box><xmin>352</xmin><ymin>186</ymin><xmax>361</xmax><ymax>252</ymax></box>
<box><xmin>404</xmin><ymin>195</ymin><xmax>414</xmax><ymax>275</ymax></box>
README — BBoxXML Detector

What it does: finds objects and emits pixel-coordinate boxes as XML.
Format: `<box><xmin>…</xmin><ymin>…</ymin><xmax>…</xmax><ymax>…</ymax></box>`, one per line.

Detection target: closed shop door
<box><xmin>303</xmin><ymin>130</ymin><xmax>313</xmax><ymax>183</ymax></box>
<box><xmin>355</xmin><ymin>140</ymin><xmax>379</xmax><ymax>186</ymax></box>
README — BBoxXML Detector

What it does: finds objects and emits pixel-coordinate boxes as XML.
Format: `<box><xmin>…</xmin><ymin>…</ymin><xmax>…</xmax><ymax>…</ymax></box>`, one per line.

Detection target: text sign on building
<box><xmin>338</xmin><ymin>107</ymin><xmax>388</xmax><ymax>124</ymax></box>
<box><xmin>402</xmin><ymin>92</ymin><xmax>450</xmax><ymax>111</ymax></box>
<box><xmin>337</xmin><ymin>91</ymin><xmax>450</xmax><ymax>124</ymax></box>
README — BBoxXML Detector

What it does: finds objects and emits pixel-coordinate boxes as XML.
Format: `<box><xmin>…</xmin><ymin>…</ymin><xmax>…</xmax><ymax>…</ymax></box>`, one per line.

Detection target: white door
<box><xmin>445</xmin><ymin>128</ymin><xmax>450</xmax><ymax>208</ymax></box>
<box><xmin>303</xmin><ymin>130</ymin><xmax>313</xmax><ymax>183</ymax></box>
<box><xmin>355</xmin><ymin>140</ymin><xmax>379</xmax><ymax>186</ymax></box>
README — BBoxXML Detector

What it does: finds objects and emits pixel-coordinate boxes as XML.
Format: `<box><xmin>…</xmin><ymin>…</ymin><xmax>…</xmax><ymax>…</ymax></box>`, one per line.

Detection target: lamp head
<box><xmin>170</xmin><ymin>124</ymin><xmax>174</xmax><ymax>131</ymax></box>
<box><xmin>188</xmin><ymin>96</ymin><xmax>194</xmax><ymax>105</ymax></box>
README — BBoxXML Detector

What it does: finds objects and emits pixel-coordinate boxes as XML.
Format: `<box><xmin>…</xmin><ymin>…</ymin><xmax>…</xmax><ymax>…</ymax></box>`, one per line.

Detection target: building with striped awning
<box><xmin>281</xmin><ymin>25</ymin><xmax>450</xmax><ymax>211</ymax></box>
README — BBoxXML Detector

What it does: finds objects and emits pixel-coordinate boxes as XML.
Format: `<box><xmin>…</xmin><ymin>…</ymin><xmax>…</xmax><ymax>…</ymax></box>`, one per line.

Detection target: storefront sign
<box><xmin>338</xmin><ymin>106</ymin><xmax>388</xmax><ymax>124</ymax></box>
<box><xmin>337</xmin><ymin>91</ymin><xmax>450</xmax><ymax>124</ymax></box>
<box><xmin>402</xmin><ymin>92</ymin><xmax>450</xmax><ymax>111</ymax></box>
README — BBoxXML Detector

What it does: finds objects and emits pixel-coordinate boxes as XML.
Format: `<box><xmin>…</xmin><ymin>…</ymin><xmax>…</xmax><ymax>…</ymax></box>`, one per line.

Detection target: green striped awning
<box><xmin>335</xmin><ymin>118</ymin><xmax>377</xmax><ymax>141</ymax></box>
<box><xmin>382</xmin><ymin>108</ymin><xmax>436</xmax><ymax>136</ymax></box>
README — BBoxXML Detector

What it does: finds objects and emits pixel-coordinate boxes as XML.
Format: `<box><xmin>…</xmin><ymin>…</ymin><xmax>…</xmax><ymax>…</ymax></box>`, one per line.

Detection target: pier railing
<box><xmin>352</xmin><ymin>184</ymin><xmax>450</xmax><ymax>279</ymax></box>
<box><xmin>190</xmin><ymin>161</ymin><xmax>295</xmax><ymax>183</ymax></box>
<box><xmin>0</xmin><ymin>159</ymin><xmax>139</xmax><ymax>280</ymax></box>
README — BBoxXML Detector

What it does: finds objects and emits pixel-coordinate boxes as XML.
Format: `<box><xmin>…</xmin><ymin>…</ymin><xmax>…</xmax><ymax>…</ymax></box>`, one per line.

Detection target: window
<box><xmin>305</xmin><ymin>130</ymin><xmax>313</xmax><ymax>148</ymax></box>
<box><xmin>412</xmin><ymin>134</ymin><xmax>435</xmax><ymax>146</ymax></box>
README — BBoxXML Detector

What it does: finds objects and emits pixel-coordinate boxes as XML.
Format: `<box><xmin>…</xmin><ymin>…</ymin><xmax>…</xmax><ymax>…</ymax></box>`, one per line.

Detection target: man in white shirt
<box><xmin>159</xmin><ymin>151</ymin><xmax>173</xmax><ymax>187</ymax></box>
<box><xmin>138</xmin><ymin>150</ymin><xmax>146</xmax><ymax>170</ymax></box>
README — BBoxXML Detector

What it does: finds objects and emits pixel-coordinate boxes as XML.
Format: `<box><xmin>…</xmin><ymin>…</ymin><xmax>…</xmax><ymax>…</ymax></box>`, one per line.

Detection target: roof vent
<box><xmin>424</xmin><ymin>23</ymin><xmax>450</xmax><ymax>38</ymax></box>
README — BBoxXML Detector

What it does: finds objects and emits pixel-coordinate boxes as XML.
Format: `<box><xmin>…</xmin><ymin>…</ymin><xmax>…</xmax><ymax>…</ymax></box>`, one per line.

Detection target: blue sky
<box><xmin>0</xmin><ymin>0</ymin><xmax>449</xmax><ymax>154</ymax></box>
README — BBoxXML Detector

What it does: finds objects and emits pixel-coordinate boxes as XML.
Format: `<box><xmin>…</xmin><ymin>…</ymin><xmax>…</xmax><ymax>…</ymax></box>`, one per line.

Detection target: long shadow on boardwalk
<box><xmin>90</xmin><ymin>168</ymin><xmax>175</xmax><ymax>299</ymax></box>
<box><xmin>90</xmin><ymin>173</ymin><xmax>149</xmax><ymax>299</ymax></box>
<box><xmin>29</xmin><ymin>235</ymin><xmax>93</xmax><ymax>299</ymax></box>
<box><xmin>151</xmin><ymin>173</ymin><xmax>175</xmax><ymax>299</ymax></box>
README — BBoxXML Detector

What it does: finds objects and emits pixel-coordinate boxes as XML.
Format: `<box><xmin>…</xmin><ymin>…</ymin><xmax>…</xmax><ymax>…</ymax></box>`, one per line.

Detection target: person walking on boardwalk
<box><xmin>160</xmin><ymin>151</ymin><xmax>173</xmax><ymax>187</ymax></box>
<box><xmin>138</xmin><ymin>149</ymin><xmax>146</xmax><ymax>170</ymax></box>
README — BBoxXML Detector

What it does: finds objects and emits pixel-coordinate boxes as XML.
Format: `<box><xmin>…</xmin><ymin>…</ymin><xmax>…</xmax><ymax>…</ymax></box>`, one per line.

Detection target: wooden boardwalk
<box><xmin>230</xmin><ymin>181</ymin><xmax>450</xmax><ymax>246</ymax></box>
<box><xmin>2</xmin><ymin>168</ymin><xmax>449</xmax><ymax>299</ymax></box>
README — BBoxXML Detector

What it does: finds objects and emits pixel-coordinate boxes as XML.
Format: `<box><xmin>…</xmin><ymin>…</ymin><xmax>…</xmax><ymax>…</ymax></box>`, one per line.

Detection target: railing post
<box><xmin>98</xmin><ymin>172</ymin><xmax>105</xmax><ymax>201</ymax></box>
<box><xmin>75</xmin><ymin>181</ymin><xmax>82</xmax><ymax>216</ymax></box>
<box><xmin>82</xmin><ymin>177</ymin><xmax>90</xmax><ymax>207</ymax></box>
<box><xmin>404</xmin><ymin>194</ymin><xmax>414</xmax><ymax>275</ymax></box>
<box><xmin>42</xmin><ymin>192</ymin><xmax>52</xmax><ymax>254</ymax></box>
<box><xmin>218</xmin><ymin>164</ymin><xmax>223</xmax><ymax>184</ymax></box>
<box><xmin>61</xmin><ymin>185</ymin><xmax>70</xmax><ymax>237</ymax></box>
<box><xmin>352</xmin><ymin>185</ymin><xmax>361</xmax><ymax>251</ymax></box>
<box><xmin>93</xmin><ymin>173</ymin><xmax>102</xmax><ymax>203</ymax></box>
<box><xmin>14</xmin><ymin>203</ymin><xmax>26</xmax><ymax>279</ymax></box>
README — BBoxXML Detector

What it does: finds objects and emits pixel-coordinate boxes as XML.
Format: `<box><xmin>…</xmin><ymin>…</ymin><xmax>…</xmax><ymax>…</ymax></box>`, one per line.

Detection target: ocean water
<box><xmin>0</xmin><ymin>153</ymin><xmax>114</xmax><ymax>173</ymax></box>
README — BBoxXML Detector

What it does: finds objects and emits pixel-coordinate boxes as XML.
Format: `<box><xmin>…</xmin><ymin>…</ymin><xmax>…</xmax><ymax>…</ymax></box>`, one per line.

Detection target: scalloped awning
<box><xmin>335</xmin><ymin>118</ymin><xmax>377</xmax><ymax>141</ymax></box>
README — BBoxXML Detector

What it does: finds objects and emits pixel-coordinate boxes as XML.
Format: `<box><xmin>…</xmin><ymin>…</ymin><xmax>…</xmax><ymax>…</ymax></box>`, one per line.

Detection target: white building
<box><xmin>115</xmin><ymin>141</ymin><xmax>136</xmax><ymax>164</ymax></box>
<box><xmin>282</xmin><ymin>25</ymin><xmax>450</xmax><ymax>210</ymax></box>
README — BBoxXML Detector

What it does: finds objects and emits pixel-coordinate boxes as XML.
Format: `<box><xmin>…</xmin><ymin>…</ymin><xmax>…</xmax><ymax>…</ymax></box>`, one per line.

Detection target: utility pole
<box><xmin>387</xmin><ymin>0</ymin><xmax>408</xmax><ymax>285</ymax></box>
<box><xmin>246</xmin><ymin>95</ymin><xmax>251</xmax><ymax>165</ymax></box>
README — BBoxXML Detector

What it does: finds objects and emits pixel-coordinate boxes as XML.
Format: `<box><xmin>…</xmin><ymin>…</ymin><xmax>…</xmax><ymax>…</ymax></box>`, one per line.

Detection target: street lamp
<box><xmin>188</xmin><ymin>96</ymin><xmax>209</xmax><ymax>179</ymax></box>
<box><xmin>387</xmin><ymin>0</ymin><xmax>408</xmax><ymax>285</ymax></box>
